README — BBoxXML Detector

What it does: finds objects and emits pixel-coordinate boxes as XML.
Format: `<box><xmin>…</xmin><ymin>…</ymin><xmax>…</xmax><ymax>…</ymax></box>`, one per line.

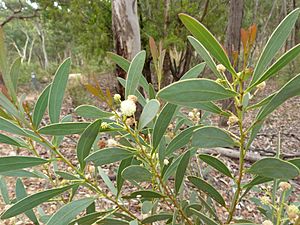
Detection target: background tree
<box><xmin>111</xmin><ymin>0</ymin><xmax>141</xmax><ymax>96</ymax></box>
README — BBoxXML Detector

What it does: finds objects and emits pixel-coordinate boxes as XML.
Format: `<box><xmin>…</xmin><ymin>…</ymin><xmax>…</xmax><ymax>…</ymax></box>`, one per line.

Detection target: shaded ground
<box><xmin>0</xmin><ymin>75</ymin><xmax>299</xmax><ymax>224</ymax></box>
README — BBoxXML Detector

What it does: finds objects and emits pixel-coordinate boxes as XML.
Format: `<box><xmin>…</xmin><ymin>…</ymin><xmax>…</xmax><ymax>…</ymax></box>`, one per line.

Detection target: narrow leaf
<box><xmin>188</xmin><ymin>176</ymin><xmax>226</xmax><ymax>207</ymax></box>
<box><xmin>247</xmin><ymin>158</ymin><xmax>299</xmax><ymax>179</ymax></box>
<box><xmin>122</xmin><ymin>165</ymin><xmax>152</xmax><ymax>182</ymax></box>
<box><xmin>179</xmin><ymin>13</ymin><xmax>235</xmax><ymax>74</ymax></box>
<box><xmin>123</xmin><ymin>190</ymin><xmax>164</xmax><ymax>199</ymax></box>
<box><xmin>97</xmin><ymin>167</ymin><xmax>117</xmax><ymax>196</ymax></box>
<box><xmin>256</xmin><ymin>74</ymin><xmax>300</xmax><ymax>121</ymax></box>
<box><xmin>48</xmin><ymin>58</ymin><xmax>71</xmax><ymax>123</ymax></box>
<box><xmin>152</xmin><ymin>103</ymin><xmax>177</xmax><ymax>150</ymax></box>
<box><xmin>289</xmin><ymin>158</ymin><xmax>300</xmax><ymax>170</ymax></box>
<box><xmin>69</xmin><ymin>211</ymin><xmax>111</xmax><ymax>225</ymax></box>
<box><xmin>32</xmin><ymin>84</ymin><xmax>51</xmax><ymax>128</ymax></box>
<box><xmin>157</xmin><ymin>78</ymin><xmax>237</xmax><ymax>105</ymax></box>
<box><xmin>77</xmin><ymin>119</ymin><xmax>101</xmax><ymax>170</ymax></box>
<box><xmin>85</xmin><ymin>148</ymin><xmax>134</xmax><ymax>166</ymax></box>
<box><xmin>32</xmin><ymin>84</ymin><xmax>51</xmax><ymax>129</ymax></box>
<box><xmin>0</xmin><ymin>133</ymin><xmax>25</xmax><ymax>147</ymax></box>
<box><xmin>46</xmin><ymin>198</ymin><xmax>95</xmax><ymax>225</ymax></box>
<box><xmin>117</xmin><ymin>157</ymin><xmax>132</xmax><ymax>195</ymax></box>
<box><xmin>98</xmin><ymin>218</ymin><xmax>129</xmax><ymax>225</ymax></box>
<box><xmin>141</xmin><ymin>214</ymin><xmax>172</xmax><ymax>224</ymax></box>
<box><xmin>188</xmin><ymin>36</ymin><xmax>222</xmax><ymax>79</ymax></box>
<box><xmin>192</xmin><ymin>126</ymin><xmax>236</xmax><ymax>148</ymax></box>
<box><xmin>249</xmin><ymin>43</ymin><xmax>300</xmax><ymax>90</ymax></box>
<box><xmin>108</xmin><ymin>52</ymin><xmax>149</xmax><ymax>94</ymax></box>
<box><xmin>199</xmin><ymin>154</ymin><xmax>233</xmax><ymax>178</ymax></box>
<box><xmin>0</xmin><ymin>176</ymin><xmax>9</xmax><ymax>204</ymax></box>
<box><xmin>180</xmin><ymin>62</ymin><xmax>206</xmax><ymax>80</ymax></box>
<box><xmin>38</xmin><ymin>122</ymin><xmax>90</xmax><ymax>136</ymax></box>
<box><xmin>165</xmin><ymin>126</ymin><xmax>199</xmax><ymax>156</ymax></box>
<box><xmin>249</xmin><ymin>73</ymin><xmax>300</xmax><ymax>144</ymax></box>
<box><xmin>189</xmin><ymin>208</ymin><xmax>219</xmax><ymax>225</ymax></box>
<box><xmin>1</xmin><ymin>185</ymin><xmax>74</xmax><ymax>219</ymax></box>
<box><xmin>0</xmin><ymin>156</ymin><xmax>48</xmax><ymax>173</ymax></box>
<box><xmin>10</xmin><ymin>58</ymin><xmax>21</xmax><ymax>91</ymax></box>
<box><xmin>125</xmin><ymin>51</ymin><xmax>146</xmax><ymax>97</ymax></box>
<box><xmin>0</xmin><ymin>170</ymin><xmax>46</xmax><ymax>178</ymax></box>
<box><xmin>251</xmin><ymin>8</ymin><xmax>300</xmax><ymax>84</ymax></box>
<box><xmin>75</xmin><ymin>105</ymin><xmax>113</xmax><ymax>119</ymax></box>
<box><xmin>16</xmin><ymin>179</ymin><xmax>39</xmax><ymax>224</ymax></box>
<box><xmin>0</xmin><ymin>93</ymin><xmax>21</xmax><ymax>120</ymax></box>
<box><xmin>175</xmin><ymin>150</ymin><xmax>191</xmax><ymax>194</ymax></box>
<box><xmin>138</xmin><ymin>99</ymin><xmax>160</xmax><ymax>130</ymax></box>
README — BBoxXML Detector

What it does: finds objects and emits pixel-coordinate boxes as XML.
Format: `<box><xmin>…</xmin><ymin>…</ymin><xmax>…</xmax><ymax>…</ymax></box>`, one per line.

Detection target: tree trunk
<box><xmin>35</xmin><ymin>21</ymin><xmax>49</xmax><ymax>69</ymax></box>
<box><xmin>225</xmin><ymin>0</ymin><xmax>244</xmax><ymax>70</ymax></box>
<box><xmin>294</xmin><ymin>0</ymin><xmax>300</xmax><ymax>44</ymax></box>
<box><xmin>28</xmin><ymin>37</ymin><xmax>35</xmax><ymax>65</ymax></box>
<box><xmin>112</xmin><ymin>0</ymin><xmax>141</xmax><ymax>97</ymax></box>
<box><xmin>220</xmin><ymin>0</ymin><xmax>244</xmax><ymax>126</ymax></box>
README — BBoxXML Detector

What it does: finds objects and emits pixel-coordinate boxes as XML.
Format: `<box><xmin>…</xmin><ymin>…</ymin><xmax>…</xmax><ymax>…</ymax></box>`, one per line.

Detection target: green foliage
<box><xmin>0</xmin><ymin>8</ymin><xmax>300</xmax><ymax>225</ymax></box>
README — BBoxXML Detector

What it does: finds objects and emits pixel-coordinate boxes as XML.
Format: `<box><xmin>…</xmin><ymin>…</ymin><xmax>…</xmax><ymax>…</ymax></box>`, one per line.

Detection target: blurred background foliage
<box><xmin>0</xmin><ymin>0</ymin><xmax>299</xmax><ymax>91</ymax></box>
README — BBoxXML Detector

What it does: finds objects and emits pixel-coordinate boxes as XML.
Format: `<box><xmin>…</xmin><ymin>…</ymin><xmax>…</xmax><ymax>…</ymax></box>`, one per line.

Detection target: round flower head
<box><xmin>113</xmin><ymin>94</ymin><xmax>121</xmax><ymax>103</ymax></box>
<box><xmin>120</xmin><ymin>99</ymin><xmax>136</xmax><ymax>117</ymax></box>
<box><xmin>107</xmin><ymin>139</ymin><xmax>118</xmax><ymax>147</ymax></box>
<box><xmin>287</xmin><ymin>205</ymin><xmax>299</xmax><ymax>221</ymax></box>
<box><xmin>260</xmin><ymin>196</ymin><xmax>270</xmax><ymax>205</ymax></box>
<box><xmin>163</xmin><ymin>159</ymin><xmax>170</xmax><ymax>165</ymax></box>
<box><xmin>188</xmin><ymin>111</ymin><xmax>194</xmax><ymax>118</ymax></box>
<box><xmin>101</xmin><ymin>122</ymin><xmax>108</xmax><ymax>129</ymax></box>
<box><xmin>227</xmin><ymin>114</ymin><xmax>239</xmax><ymax>126</ymax></box>
<box><xmin>216</xmin><ymin>64</ymin><xmax>226</xmax><ymax>73</ymax></box>
<box><xmin>279</xmin><ymin>182</ymin><xmax>291</xmax><ymax>191</ymax></box>
<box><xmin>125</xmin><ymin>117</ymin><xmax>135</xmax><ymax>126</ymax></box>
<box><xmin>127</xmin><ymin>95</ymin><xmax>138</xmax><ymax>103</ymax></box>
<box><xmin>262</xmin><ymin>220</ymin><xmax>273</xmax><ymax>225</ymax></box>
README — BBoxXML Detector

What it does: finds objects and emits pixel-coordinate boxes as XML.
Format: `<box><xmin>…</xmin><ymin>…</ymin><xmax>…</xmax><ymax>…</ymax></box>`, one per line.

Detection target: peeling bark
<box><xmin>112</xmin><ymin>0</ymin><xmax>141</xmax><ymax>96</ymax></box>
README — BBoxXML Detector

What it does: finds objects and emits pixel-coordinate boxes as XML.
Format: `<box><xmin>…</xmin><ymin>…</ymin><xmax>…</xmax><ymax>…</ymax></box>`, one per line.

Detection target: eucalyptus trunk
<box><xmin>112</xmin><ymin>0</ymin><xmax>141</xmax><ymax>97</ymax></box>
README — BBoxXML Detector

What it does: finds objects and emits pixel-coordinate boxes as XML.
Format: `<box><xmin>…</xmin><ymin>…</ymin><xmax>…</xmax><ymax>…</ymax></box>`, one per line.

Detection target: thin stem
<box><xmin>226</xmin><ymin>76</ymin><xmax>246</xmax><ymax>223</ymax></box>
<box><xmin>276</xmin><ymin>191</ymin><xmax>286</xmax><ymax>225</ymax></box>
<box><xmin>122</xmin><ymin>121</ymin><xmax>193</xmax><ymax>225</ymax></box>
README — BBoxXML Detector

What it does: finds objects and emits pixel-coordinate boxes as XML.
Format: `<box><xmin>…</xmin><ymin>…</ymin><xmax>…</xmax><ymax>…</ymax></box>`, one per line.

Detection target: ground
<box><xmin>0</xmin><ymin>75</ymin><xmax>299</xmax><ymax>224</ymax></box>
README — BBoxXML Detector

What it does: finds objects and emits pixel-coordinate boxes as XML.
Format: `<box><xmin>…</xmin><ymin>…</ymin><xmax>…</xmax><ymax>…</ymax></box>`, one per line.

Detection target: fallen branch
<box><xmin>200</xmin><ymin>147</ymin><xmax>300</xmax><ymax>162</ymax></box>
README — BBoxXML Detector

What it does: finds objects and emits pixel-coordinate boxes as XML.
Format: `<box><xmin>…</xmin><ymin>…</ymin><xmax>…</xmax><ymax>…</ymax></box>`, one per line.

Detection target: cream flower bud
<box><xmin>101</xmin><ymin>122</ymin><xmax>108</xmax><ymax>129</ymax></box>
<box><xmin>216</xmin><ymin>78</ymin><xmax>223</xmax><ymax>85</ymax></box>
<box><xmin>127</xmin><ymin>95</ymin><xmax>138</xmax><ymax>103</ymax></box>
<box><xmin>188</xmin><ymin>112</ymin><xmax>194</xmax><ymax>118</ymax></box>
<box><xmin>113</xmin><ymin>94</ymin><xmax>121</xmax><ymax>102</ymax></box>
<box><xmin>163</xmin><ymin>159</ymin><xmax>169</xmax><ymax>165</ymax></box>
<box><xmin>136</xmin><ymin>194</ymin><xmax>142</xmax><ymax>199</ymax></box>
<box><xmin>227</xmin><ymin>114</ymin><xmax>239</xmax><ymax>126</ymax></box>
<box><xmin>168</xmin><ymin>124</ymin><xmax>174</xmax><ymax>130</ymax></box>
<box><xmin>257</xmin><ymin>81</ymin><xmax>266</xmax><ymax>90</ymax></box>
<box><xmin>125</xmin><ymin>117</ymin><xmax>135</xmax><ymax>126</ymax></box>
<box><xmin>260</xmin><ymin>196</ymin><xmax>270</xmax><ymax>205</ymax></box>
<box><xmin>216</xmin><ymin>64</ymin><xmax>226</xmax><ymax>73</ymax></box>
<box><xmin>262</xmin><ymin>220</ymin><xmax>273</xmax><ymax>225</ymax></box>
<box><xmin>107</xmin><ymin>139</ymin><xmax>118</xmax><ymax>147</ymax></box>
<box><xmin>287</xmin><ymin>205</ymin><xmax>299</xmax><ymax>221</ymax></box>
<box><xmin>279</xmin><ymin>181</ymin><xmax>291</xmax><ymax>191</ymax></box>
<box><xmin>120</xmin><ymin>99</ymin><xmax>136</xmax><ymax>117</ymax></box>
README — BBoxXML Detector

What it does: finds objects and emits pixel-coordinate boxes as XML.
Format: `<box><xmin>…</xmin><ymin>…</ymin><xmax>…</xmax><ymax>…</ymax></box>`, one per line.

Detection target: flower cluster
<box><xmin>120</xmin><ymin>95</ymin><xmax>137</xmax><ymax>117</ymax></box>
